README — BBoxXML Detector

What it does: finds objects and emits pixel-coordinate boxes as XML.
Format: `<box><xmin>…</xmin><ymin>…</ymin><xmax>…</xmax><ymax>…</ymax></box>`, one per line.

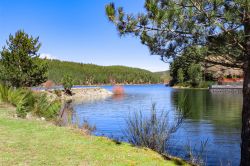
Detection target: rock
<box><xmin>61</xmin><ymin>87</ymin><xmax>113</xmax><ymax>103</ymax></box>
<box><xmin>41</xmin><ymin>117</ymin><xmax>46</xmax><ymax>121</ymax></box>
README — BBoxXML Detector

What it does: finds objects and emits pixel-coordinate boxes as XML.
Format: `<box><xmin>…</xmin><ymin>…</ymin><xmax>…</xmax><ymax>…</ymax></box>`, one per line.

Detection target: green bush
<box><xmin>62</xmin><ymin>74</ymin><xmax>74</xmax><ymax>95</ymax></box>
<box><xmin>197</xmin><ymin>81</ymin><xmax>214</xmax><ymax>88</ymax></box>
<box><xmin>15</xmin><ymin>90</ymin><xmax>35</xmax><ymax>118</ymax></box>
<box><xmin>0</xmin><ymin>84</ymin><xmax>9</xmax><ymax>102</ymax></box>
<box><xmin>33</xmin><ymin>93</ymin><xmax>61</xmax><ymax>120</ymax></box>
<box><xmin>177</xmin><ymin>68</ymin><xmax>184</xmax><ymax>83</ymax></box>
<box><xmin>0</xmin><ymin>83</ymin><xmax>61</xmax><ymax>119</ymax></box>
<box><xmin>188</xmin><ymin>64</ymin><xmax>202</xmax><ymax>87</ymax></box>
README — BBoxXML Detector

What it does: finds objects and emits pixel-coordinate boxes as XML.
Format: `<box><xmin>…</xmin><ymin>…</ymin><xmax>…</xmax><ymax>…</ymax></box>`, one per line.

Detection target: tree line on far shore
<box><xmin>46</xmin><ymin>60</ymin><xmax>162</xmax><ymax>85</ymax></box>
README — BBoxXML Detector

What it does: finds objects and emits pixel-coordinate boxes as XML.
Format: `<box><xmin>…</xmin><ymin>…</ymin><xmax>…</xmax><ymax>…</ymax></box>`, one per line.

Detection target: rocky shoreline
<box><xmin>44</xmin><ymin>87</ymin><xmax>113</xmax><ymax>104</ymax></box>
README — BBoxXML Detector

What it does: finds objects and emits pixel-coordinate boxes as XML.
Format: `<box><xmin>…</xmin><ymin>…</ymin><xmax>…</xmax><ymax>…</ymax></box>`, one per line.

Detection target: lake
<box><xmin>72</xmin><ymin>84</ymin><xmax>241</xmax><ymax>166</ymax></box>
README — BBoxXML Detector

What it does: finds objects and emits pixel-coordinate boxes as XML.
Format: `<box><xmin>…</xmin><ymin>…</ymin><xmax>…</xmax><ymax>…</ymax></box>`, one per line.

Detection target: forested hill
<box><xmin>154</xmin><ymin>71</ymin><xmax>171</xmax><ymax>81</ymax></box>
<box><xmin>46</xmin><ymin>59</ymin><xmax>161</xmax><ymax>85</ymax></box>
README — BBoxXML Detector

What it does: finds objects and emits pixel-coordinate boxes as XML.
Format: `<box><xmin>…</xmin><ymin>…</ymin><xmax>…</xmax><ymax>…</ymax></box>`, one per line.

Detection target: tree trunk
<box><xmin>241</xmin><ymin>19</ymin><xmax>250</xmax><ymax>165</ymax></box>
<box><xmin>241</xmin><ymin>61</ymin><xmax>250</xmax><ymax>166</ymax></box>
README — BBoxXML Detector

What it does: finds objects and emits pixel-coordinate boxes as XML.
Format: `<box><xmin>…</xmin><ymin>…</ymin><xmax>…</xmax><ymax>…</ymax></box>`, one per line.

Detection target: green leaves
<box><xmin>61</xmin><ymin>74</ymin><xmax>74</xmax><ymax>92</ymax></box>
<box><xmin>105</xmin><ymin>3</ymin><xmax>116</xmax><ymax>22</ymax></box>
<box><xmin>105</xmin><ymin>0</ymin><xmax>246</xmax><ymax>62</ymax></box>
<box><xmin>0</xmin><ymin>30</ymin><xmax>48</xmax><ymax>87</ymax></box>
<box><xmin>177</xmin><ymin>68</ymin><xmax>184</xmax><ymax>83</ymax></box>
<box><xmin>34</xmin><ymin>93</ymin><xmax>61</xmax><ymax>120</ymax></box>
<box><xmin>0</xmin><ymin>83</ymin><xmax>61</xmax><ymax>118</ymax></box>
<box><xmin>187</xmin><ymin>63</ymin><xmax>202</xmax><ymax>87</ymax></box>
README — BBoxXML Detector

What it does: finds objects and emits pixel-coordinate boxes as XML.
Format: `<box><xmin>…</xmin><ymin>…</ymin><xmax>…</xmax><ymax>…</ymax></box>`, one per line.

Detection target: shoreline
<box><xmin>35</xmin><ymin>83</ymin><xmax>166</xmax><ymax>90</ymax></box>
<box><xmin>0</xmin><ymin>103</ymin><xmax>190</xmax><ymax>166</ymax></box>
<box><xmin>172</xmin><ymin>86</ymin><xmax>209</xmax><ymax>90</ymax></box>
<box><xmin>44</xmin><ymin>87</ymin><xmax>113</xmax><ymax>104</ymax></box>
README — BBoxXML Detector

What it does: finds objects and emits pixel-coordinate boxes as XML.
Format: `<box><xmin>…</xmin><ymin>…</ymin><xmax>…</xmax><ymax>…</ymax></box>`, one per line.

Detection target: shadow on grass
<box><xmin>162</xmin><ymin>154</ymin><xmax>190</xmax><ymax>166</ymax></box>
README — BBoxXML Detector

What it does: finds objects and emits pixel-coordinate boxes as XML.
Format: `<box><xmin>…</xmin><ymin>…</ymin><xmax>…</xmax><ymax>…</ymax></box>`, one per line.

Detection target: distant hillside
<box><xmin>46</xmin><ymin>59</ymin><xmax>161</xmax><ymax>85</ymax></box>
<box><xmin>154</xmin><ymin>71</ymin><xmax>171</xmax><ymax>82</ymax></box>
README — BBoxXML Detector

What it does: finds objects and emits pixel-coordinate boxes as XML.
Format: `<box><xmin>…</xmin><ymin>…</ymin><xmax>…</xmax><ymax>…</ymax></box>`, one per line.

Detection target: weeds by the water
<box><xmin>124</xmin><ymin>102</ymin><xmax>188</xmax><ymax>155</ymax></box>
<box><xmin>81</xmin><ymin>120</ymin><xmax>96</xmax><ymax>135</ymax></box>
<box><xmin>185</xmin><ymin>139</ymin><xmax>208</xmax><ymax>166</ymax></box>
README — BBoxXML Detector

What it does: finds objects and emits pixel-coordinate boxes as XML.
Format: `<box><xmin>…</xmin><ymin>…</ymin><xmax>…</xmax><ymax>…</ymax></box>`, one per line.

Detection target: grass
<box><xmin>0</xmin><ymin>103</ymin><xmax>189</xmax><ymax>166</ymax></box>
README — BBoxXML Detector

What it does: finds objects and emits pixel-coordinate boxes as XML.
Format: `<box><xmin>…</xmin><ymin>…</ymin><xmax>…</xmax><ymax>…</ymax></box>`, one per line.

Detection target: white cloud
<box><xmin>40</xmin><ymin>53</ymin><xmax>56</xmax><ymax>60</ymax></box>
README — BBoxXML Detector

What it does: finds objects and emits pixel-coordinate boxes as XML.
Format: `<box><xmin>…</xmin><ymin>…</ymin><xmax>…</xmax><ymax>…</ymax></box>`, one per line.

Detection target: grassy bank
<box><xmin>0</xmin><ymin>104</ymin><xmax>189</xmax><ymax>166</ymax></box>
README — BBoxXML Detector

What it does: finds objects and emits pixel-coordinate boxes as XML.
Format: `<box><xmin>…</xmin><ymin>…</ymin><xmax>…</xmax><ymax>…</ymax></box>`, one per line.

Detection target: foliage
<box><xmin>105</xmin><ymin>1</ymin><xmax>247</xmax><ymax>67</ymax></box>
<box><xmin>33</xmin><ymin>93</ymin><xmax>61</xmax><ymax>120</ymax></box>
<box><xmin>170</xmin><ymin>47</ymin><xmax>205</xmax><ymax>85</ymax></box>
<box><xmin>0</xmin><ymin>84</ymin><xmax>60</xmax><ymax>118</ymax></box>
<box><xmin>187</xmin><ymin>64</ymin><xmax>202</xmax><ymax>87</ymax></box>
<box><xmin>125</xmin><ymin>103</ymin><xmax>187</xmax><ymax>154</ymax></box>
<box><xmin>0</xmin><ymin>85</ymin><xmax>36</xmax><ymax>117</ymax></box>
<box><xmin>198</xmin><ymin>81</ymin><xmax>214</xmax><ymax>89</ymax></box>
<box><xmin>154</xmin><ymin>70</ymin><xmax>171</xmax><ymax>82</ymax></box>
<box><xmin>62</xmin><ymin>74</ymin><xmax>73</xmax><ymax>95</ymax></box>
<box><xmin>15</xmin><ymin>90</ymin><xmax>36</xmax><ymax>118</ymax></box>
<box><xmin>46</xmin><ymin>59</ymin><xmax>161</xmax><ymax>85</ymax></box>
<box><xmin>0</xmin><ymin>84</ymin><xmax>9</xmax><ymax>103</ymax></box>
<box><xmin>177</xmin><ymin>68</ymin><xmax>184</xmax><ymax>84</ymax></box>
<box><xmin>0</xmin><ymin>30</ymin><xmax>48</xmax><ymax>87</ymax></box>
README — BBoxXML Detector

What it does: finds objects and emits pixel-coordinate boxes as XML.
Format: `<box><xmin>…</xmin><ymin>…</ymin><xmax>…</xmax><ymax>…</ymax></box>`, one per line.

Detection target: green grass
<box><xmin>0</xmin><ymin>104</ymin><xmax>189</xmax><ymax>166</ymax></box>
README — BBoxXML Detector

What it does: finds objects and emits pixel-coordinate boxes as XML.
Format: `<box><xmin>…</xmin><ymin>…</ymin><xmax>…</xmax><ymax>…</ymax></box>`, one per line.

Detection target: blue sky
<box><xmin>0</xmin><ymin>0</ymin><xmax>169</xmax><ymax>72</ymax></box>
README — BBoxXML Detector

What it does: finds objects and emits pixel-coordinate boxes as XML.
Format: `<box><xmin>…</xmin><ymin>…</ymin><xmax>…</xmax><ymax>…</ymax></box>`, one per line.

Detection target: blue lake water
<box><xmin>72</xmin><ymin>84</ymin><xmax>241</xmax><ymax>166</ymax></box>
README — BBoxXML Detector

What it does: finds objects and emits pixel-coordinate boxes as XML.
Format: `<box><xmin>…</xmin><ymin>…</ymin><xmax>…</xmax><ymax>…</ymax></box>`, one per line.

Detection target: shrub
<box><xmin>0</xmin><ymin>84</ymin><xmax>35</xmax><ymax>117</ymax></box>
<box><xmin>188</xmin><ymin>64</ymin><xmax>202</xmax><ymax>87</ymax></box>
<box><xmin>0</xmin><ymin>84</ymin><xmax>9</xmax><ymax>102</ymax></box>
<box><xmin>177</xmin><ymin>68</ymin><xmax>184</xmax><ymax>83</ymax></box>
<box><xmin>15</xmin><ymin>90</ymin><xmax>35</xmax><ymax>118</ymax></box>
<box><xmin>33</xmin><ymin>93</ymin><xmax>61</xmax><ymax>120</ymax></box>
<box><xmin>61</xmin><ymin>74</ymin><xmax>73</xmax><ymax>95</ymax></box>
<box><xmin>124</xmin><ymin>103</ymin><xmax>185</xmax><ymax>154</ymax></box>
<box><xmin>0</xmin><ymin>83</ymin><xmax>61</xmax><ymax>119</ymax></box>
<box><xmin>197</xmin><ymin>81</ymin><xmax>214</xmax><ymax>88</ymax></box>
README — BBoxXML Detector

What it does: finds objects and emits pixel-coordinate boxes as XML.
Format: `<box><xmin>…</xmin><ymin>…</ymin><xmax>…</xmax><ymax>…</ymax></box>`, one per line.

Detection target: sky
<box><xmin>0</xmin><ymin>0</ymin><xmax>169</xmax><ymax>72</ymax></box>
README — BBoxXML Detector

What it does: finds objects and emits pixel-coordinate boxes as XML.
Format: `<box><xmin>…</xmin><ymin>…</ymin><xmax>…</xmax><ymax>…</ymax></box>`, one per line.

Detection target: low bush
<box><xmin>197</xmin><ymin>81</ymin><xmax>214</xmax><ymax>88</ymax></box>
<box><xmin>0</xmin><ymin>84</ymin><xmax>9</xmax><ymax>102</ymax></box>
<box><xmin>33</xmin><ymin>93</ymin><xmax>61</xmax><ymax>120</ymax></box>
<box><xmin>125</xmin><ymin>103</ymin><xmax>186</xmax><ymax>154</ymax></box>
<box><xmin>0</xmin><ymin>84</ymin><xmax>61</xmax><ymax>119</ymax></box>
<box><xmin>62</xmin><ymin>74</ymin><xmax>73</xmax><ymax>95</ymax></box>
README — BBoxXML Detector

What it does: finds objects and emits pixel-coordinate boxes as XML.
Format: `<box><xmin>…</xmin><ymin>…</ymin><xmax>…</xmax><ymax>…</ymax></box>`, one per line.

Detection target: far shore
<box><xmin>172</xmin><ymin>85</ymin><xmax>209</xmax><ymax>90</ymax></box>
<box><xmin>36</xmin><ymin>83</ymin><xmax>166</xmax><ymax>89</ymax></box>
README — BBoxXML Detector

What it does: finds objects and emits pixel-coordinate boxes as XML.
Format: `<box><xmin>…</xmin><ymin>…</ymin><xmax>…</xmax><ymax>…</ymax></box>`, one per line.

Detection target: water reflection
<box><xmin>171</xmin><ymin>89</ymin><xmax>242</xmax><ymax>130</ymax></box>
<box><xmin>170</xmin><ymin>89</ymin><xmax>242</xmax><ymax>165</ymax></box>
<box><xmin>112</xmin><ymin>94</ymin><xmax>125</xmax><ymax>101</ymax></box>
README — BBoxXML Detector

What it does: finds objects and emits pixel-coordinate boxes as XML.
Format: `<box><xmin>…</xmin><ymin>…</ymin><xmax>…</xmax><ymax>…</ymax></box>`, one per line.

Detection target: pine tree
<box><xmin>0</xmin><ymin>30</ymin><xmax>47</xmax><ymax>87</ymax></box>
<box><xmin>106</xmin><ymin>1</ymin><xmax>250</xmax><ymax>165</ymax></box>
